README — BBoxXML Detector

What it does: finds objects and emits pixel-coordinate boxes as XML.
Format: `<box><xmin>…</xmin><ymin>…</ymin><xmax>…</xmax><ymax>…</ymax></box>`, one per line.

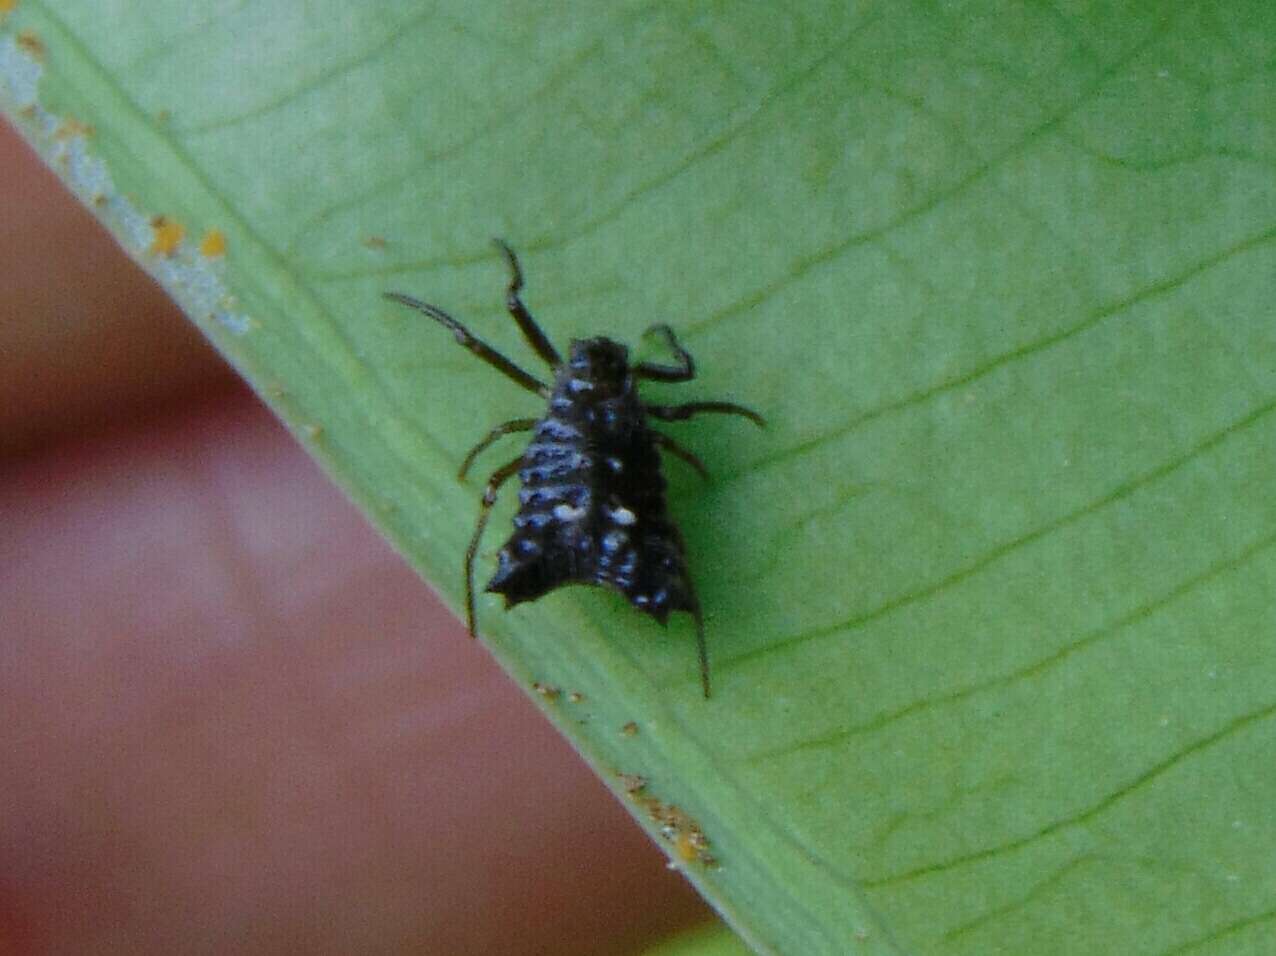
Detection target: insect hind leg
<box><xmin>493</xmin><ymin>239</ymin><xmax>563</xmax><ymax>368</ymax></box>
<box><xmin>464</xmin><ymin>456</ymin><xmax>524</xmax><ymax>637</ymax></box>
<box><xmin>693</xmin><ymin>605</ymin><xmax>710</xmax><ymax>699</ymax></box>
<box><xmin>646</xmin><ymin>400</ymin><xmax>766</xmax><ymax>427</ymax></box>
<box><xmin>663</xmin><ymin>523</ymin><xmax>711</xmax><ymax>698</ymax></box>
<box><xmin>652</xmin><ymin>432</ymin><xmax>710</xmax><ymax>482</ymax></box>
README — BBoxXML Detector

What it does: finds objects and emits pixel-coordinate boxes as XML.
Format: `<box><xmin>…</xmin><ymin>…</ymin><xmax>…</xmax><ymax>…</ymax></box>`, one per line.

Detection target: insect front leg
<box><xmin>464</xmin><ymin>456</ymin><xmax>524</xmax><ymax>638</ymax></box>
<box><xmin>383</xmin><ymin>292</ymin><xmax>549</xmax><ymax>396</ymax></box>
<box><xmin>645</xmin><ymin>401</ymin><xmax>766</xmax><ymax>427</ymax></box>
<box><xmin>459</xmin><ymin>418</ymin><xmax>537</xmax><ymax>481</ymax></box>
<box><xmin>635</xmin><ymin>323</ymin><xmax>696</xmax><ymax>382</ymax></box>
<box><xmin>493</xmin><ymin>239</ymin><xmax>563</xmax><ymax>368</ymax></box>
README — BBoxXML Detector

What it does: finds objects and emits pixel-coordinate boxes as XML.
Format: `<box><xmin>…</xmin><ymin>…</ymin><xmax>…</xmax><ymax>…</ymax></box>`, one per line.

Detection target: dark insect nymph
<box><xmin>385</xmin><ymin>241</ymin><xmax>763</xmax><ymax>697</ymax></box>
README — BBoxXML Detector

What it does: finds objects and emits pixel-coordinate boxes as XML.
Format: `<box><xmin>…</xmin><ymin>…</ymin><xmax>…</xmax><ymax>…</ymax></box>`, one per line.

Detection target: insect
<box><xmin>384</xmin><ymin>240</ymin><xmax>763</xmax><ymax>697</ymax></box>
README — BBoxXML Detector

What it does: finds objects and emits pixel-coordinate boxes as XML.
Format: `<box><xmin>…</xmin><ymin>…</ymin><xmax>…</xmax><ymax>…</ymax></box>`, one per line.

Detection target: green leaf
<box><xmin>5</xmin><ymin>2</ymin><xmax>1275</xmax><ymax>952</ymax></box>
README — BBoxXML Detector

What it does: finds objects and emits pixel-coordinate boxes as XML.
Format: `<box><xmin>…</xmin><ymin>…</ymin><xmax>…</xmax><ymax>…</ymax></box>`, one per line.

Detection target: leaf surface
<box><xmin>4</xmin><ymin>2</ymin><xmax>1275</xmax><ymax>952</ymax></box>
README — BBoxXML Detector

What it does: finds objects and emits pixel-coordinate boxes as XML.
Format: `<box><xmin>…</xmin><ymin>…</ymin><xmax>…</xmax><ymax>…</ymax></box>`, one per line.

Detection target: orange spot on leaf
<box><xmin>149</xmin><ymin>216</ymin><xmax>185</xmax><ymax>257</ymax></box>
<box><xmin>54</xmin><ymin>117</ymin><xmax>94</xmax><ymax>140</ymax></box>
<box><xmin>200</xmin><ymin>229</ymin><xmax>226</xmax><ymax>258</ymax></box>
<box><xmin>16</xmin><ymin>30</ymin><xmax>44</xmax><ymax>59</ymax></box>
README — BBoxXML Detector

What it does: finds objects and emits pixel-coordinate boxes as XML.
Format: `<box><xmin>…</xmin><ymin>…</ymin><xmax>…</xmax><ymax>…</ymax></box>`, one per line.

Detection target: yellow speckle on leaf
<box><xmin>362</xmin><ymin>235</ymin><xmax>388</xmax><ymax>250</ymax></box>
<box><xmin>617</xmin><ymin>773</ymin><xmax>646</xmax><ymax>795</ymax></box>
<box><xmin>16</xmin><ymin>30</ymin><xmax>44</xmax><ymax>59</ymax></box>
<box><xmin>620</xmin><ymin>721</ymin><xmax>638</xmax><ymax>737</ymax></box>
<box><xmin>642</xmin><ymin>799</ymin><xmax>715</xmax><ymax>867</ymax></box>
<box><xmin>200</xmin><ymin>229</ymin><xmax>227</xmax><ymax>258</ymax></box>
<box><xmin>674</xmin><ymin>833</ymin><xmax>699</xmax><ymax>863</ymax></box>
<box><xmin>149</xmin><ymin>216</ymin><xmax>185</xmax><ymax>257</ymax></box>
<box><xmin>532</xmin><ymin>681</ymin><xmax>561</xmax><ymax>701</ymax></box>
<box><xmin>1</xmin><ymin>0</ymin><xmax>20</xmax><ymax>17</ymax></box>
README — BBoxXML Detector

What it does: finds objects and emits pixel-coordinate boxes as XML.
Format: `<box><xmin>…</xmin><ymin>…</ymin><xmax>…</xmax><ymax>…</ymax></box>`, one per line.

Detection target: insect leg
<box><xmin>645</xmin><ymin>401</ymin><xmax>766</xmax><ymax>427</ymax></box>
<box><xmin>662</xmin><ymin>521</ymin><xmax>711</xmax><ymax>699</ymax></box>
<box><xmin>652</xmin><ymin>432</ymin><xmax>710</xmax><ymax>482</ymax></box>
<box><xmin>635</xmin><ymin>323</ymin><xmax>696</xmax><ymax>382</ymax></box>
<box><xmin>383</xmin><ymin>292</ymin><xmax>549</xmax><ymax>396</ymax></box>
<box><xmin>493</xmin><ymin>239</ymin><xmax>563</xmax><ymax>368</ymax></box>
<box><xmin>464</xmin><ymin>455</ymin><xmax>524</xmax><ymax>638</ymax></box>
<box><xmin>693</xmin><ymin>604</ymin><xmax>710</xmax><ymax>699</ymax></box>
<box><xmin>459</xmin><ymin>418</ymin><xmax>537</xmax><ymax>482</ymax></box>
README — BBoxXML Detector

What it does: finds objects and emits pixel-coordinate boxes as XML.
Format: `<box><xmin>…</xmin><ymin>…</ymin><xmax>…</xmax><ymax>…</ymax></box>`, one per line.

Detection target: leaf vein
<box><xmin>738</xmin><ymin>223</ymin><xmax>1276</xmax><ymax>477</ymax></box>
<box><xmin>723</xmin><ymin>392</ymin><xmax>1276</xmax><ymax>673</ymax></box>
<box><xmin>288</xmin><ymin>29</ymin><xmax>610</xmax><ymax>258</ymax></box>
<box><xmin>861</xmin><ymin>700</ymin><xmax>1276</xmax><ymax>887</ymax></box>
<box><xmin>1159</xmin><ymin>907</ymin><xmax>1276</xmax><ymax>956</ymax></box>
<box><xmin>744</xmin><ymin>526</ymin><xmax>1276</xmax><ymax>763</ymax></box>
<box><xmin>305</xmin><ymin>7</ymin><xmax>887</xmax><ymax>281</ymax></box>
<box><xmin>180</xmin><ymin>5</ymin><xmax>441</xmax><ymax>135</ymax></box>
<box><xmin>937</xmin><ymin>853</ymin><xmax>1096</xmax><ymax>944</ymax></box>
<box><xmin>686</xmin><ymin>10</ymin><xmax>1181</xmax><ymax>339</ymax></box>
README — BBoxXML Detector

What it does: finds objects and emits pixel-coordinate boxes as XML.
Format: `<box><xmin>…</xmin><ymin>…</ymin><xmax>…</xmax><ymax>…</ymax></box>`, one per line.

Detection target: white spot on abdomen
<box><xmin>610</xmin><ymin>505</ymin><xmax>637</xmax><ymax>526</ymax></box>
<box><xmin>553</xmin><ymin>502</ymin><xmax>588</xmax><ymax>521</ymax></box>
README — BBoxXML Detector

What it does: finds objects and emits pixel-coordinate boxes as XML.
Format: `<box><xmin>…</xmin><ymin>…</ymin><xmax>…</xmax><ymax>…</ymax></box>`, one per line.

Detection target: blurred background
<box><xmin>0</xmin><ymin>118</ymin><xmax>712</xmax><ymax>955</ymax></box>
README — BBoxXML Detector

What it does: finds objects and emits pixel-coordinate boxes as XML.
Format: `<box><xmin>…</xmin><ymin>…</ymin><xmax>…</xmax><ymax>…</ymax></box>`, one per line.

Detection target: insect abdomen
<box><xmin>487</xmin><ymin>385</ymin><xmax>694</xmax><ymax>622</ymax></box>
<box><xmin>486</xmin><ymin>414</ymin><xmax>596</xmax><ymax>603</ymax></box>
